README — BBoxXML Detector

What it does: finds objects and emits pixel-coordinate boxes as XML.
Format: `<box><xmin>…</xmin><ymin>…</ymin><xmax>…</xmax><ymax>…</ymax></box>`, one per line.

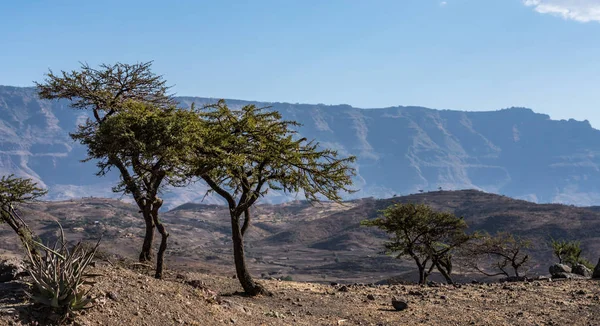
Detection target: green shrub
<box><xmin>551</xmin><ymin>239</ymin><xmax>588</xmax><ymax>267</ymax></box>
<box><xmin>24</xmin><ymin>224</ymin><xmax>101</xmax><ymax>320</ymax></box>
<box><xmin>281</xmin><ymin>275</ymin><xmax>293</xmax><ymax>281</ymax></box>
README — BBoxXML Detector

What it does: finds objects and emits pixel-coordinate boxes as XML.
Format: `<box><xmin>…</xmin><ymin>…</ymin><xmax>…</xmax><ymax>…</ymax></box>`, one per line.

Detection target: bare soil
<box><xmin>1</xmin><ymin>261</ymin><xmax>600</xmax><ymax>326</ymax></box>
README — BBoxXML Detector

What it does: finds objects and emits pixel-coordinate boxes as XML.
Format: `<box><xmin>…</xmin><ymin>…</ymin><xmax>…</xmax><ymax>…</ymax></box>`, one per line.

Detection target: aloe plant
<box><xmin>24</xmin><ymin>223</ymin><xmax>101</xmax><ymax>318</ymax></box>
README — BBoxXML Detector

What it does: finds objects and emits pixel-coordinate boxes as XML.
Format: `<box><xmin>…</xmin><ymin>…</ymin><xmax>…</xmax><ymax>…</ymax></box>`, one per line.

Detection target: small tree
<box><xmin>460</xmin><ymin>232</ymin><xmax>530</xmax><ymax>278</ymax></box>
<box><xmin>36</xmin><ymin>62</ymin><xmax>178</xmax><ymax>273</ymax></box>
<box><xmin>0</xmin><ymin>175</ymin><xmax>47</xmax><ymax>258</ymax></box>
<box><xmin>361</xmin><ymin>203</ymin><xmax>474</xmax><ymax>284</ymax></box>
<box><xmin>191</xmin><ymin>100</ymin><xmax>356</xmax><ymax>295</ymax></box>
<box><xmin>551</xmin><ymin>239</ymin><xmax>591</xmax><ymax>268</ymax></box>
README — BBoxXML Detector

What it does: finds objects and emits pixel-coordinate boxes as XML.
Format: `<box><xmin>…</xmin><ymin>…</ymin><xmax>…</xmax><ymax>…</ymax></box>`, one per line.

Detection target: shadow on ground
<box><xmin>0</xmin><ymin>280</ymin><xmax>59</xmax><ymax>326</ymax></box>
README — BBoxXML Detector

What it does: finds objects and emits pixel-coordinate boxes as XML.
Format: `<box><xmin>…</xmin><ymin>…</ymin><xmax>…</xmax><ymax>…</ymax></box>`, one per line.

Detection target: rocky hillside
<box><xmin>2</xmin><ymin>190</ymin><xmax>600</xmax><ymax>284</ymax></box>
<box><xmin>3</xmin><ymin>85</ymin><xmax>600</xmax><ymax>207</ymax></box>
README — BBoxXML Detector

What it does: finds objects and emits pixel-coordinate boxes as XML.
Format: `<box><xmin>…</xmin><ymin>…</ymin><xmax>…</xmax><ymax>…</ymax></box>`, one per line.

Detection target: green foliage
<box><xmin>35</xmin><ymin>60</ymin><xmax>184</xmax><ymax>204</ymax></box>
<box><xmin>361</xmin><ymin>203</ymin><xmax>474</xmax><ymax>284</ymax></box>
<box><xmin>0</xmin><ymin>175</ymin><xmax>47</xmax><ymax>256</ymax></box>
<box><xmin>36</xmin><ymin>61</ymin><xmax>175</xmax><ymax>121</ymax></box>
<box><xmin>0</xmin><ymin>174</ymin><xmax>47</xmax><ymax>211</ymax></box>
<box><xmin>281</xmin><ymin>275</ymin><xmax>293</xmax><ymax>281</ymax></box>
<box><xmin>36</xmin><ymin>62</ymin><xmax>182</xmax><ymax>196</ymax></box>
<box><xmin>73</xmin><ymin>100</ymin><xmax>204</xmax><ymax>194</ymax></box>
<box><xmin>24</xmin><ymin>224</ymin><xmax>101</xmax><ymax>319</ymax></box>
<box><xmin>194</xmin><ymin>99</ymin><xmax>357</xmax><ymax>212</ymax></box>
<box><xmin>579</xmin><ymin>258</ymin><xmax>595</xmax><ymax>270</ymax></box>
<box><xmin>551</xmin><ymin>239</ymin><xmax>589</xmax><ymax>267</ymax></box>
<box><xmin>460</xmin><ymin>232</ymin><xmax>531</xmax><ymax>278</ymax></box>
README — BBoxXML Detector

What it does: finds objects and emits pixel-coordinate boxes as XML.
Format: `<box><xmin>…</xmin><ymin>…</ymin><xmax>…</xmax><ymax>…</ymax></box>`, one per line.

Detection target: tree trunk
<box><xmin>139</xmin><ymin>203</ymin><xmax>154</xmax><ymax>262</ymax></box>
<box><xmin>435</xmin><ymin>261</ymin><xmax>454</xmax><ymax>284</ymax></box>
<box><xmin>411</xmin><ymin>253</ymin><xmax>427</xmax><ymax>284</ymax></box>
<box><xmin>1</xmin><ymin>209</ymin><xmax>40</xmax><ymax>259</ymax></box>
<box><xmin>417</xmin><ymin>266</ymin><xmax>426</xmax><ymax>284</ymax></box>
<box><xmin>151</xmin><ymin>199</ymin><xmax>168</xmax><ymax>279</ymax></box>
<box><xmin>231</xmin><ymin>213</ymin><xmax>270</xmax><ymax>296</ymax></box>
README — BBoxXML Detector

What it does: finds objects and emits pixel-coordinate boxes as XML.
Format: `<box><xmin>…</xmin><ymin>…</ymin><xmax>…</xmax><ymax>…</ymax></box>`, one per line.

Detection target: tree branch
<box><xmin>202</xmin><ymin>175</ymin><xmax>236</xmax><ymax>210</ymax></box>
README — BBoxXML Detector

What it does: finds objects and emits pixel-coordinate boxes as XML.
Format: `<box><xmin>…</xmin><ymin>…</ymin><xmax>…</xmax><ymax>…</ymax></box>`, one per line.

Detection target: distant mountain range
<box><xmin>2</xmin><ymin>85</ymin><xmax>600</xmax><ymax>208</ymax></box>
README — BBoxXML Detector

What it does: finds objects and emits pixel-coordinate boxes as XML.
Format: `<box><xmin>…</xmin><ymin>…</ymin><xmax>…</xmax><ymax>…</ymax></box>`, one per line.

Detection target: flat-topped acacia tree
<box><xmin>0</xmin><ymin>175</ymin><xmax>47</xmax><ymax>259</ymax></box>
<box><xmin>36</xmin><ymin>62</ymin><xmax>189</xmax><ymax>277</ymax></box>
<box><xmin>192</xmin><ymin>100</ymin><xmax>356</xmax><ymax>295</ymax></box>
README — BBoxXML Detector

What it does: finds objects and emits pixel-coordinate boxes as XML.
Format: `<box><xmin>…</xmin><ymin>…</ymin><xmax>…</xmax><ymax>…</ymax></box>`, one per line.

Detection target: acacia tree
<box><xmin>361</xmin><ymin>203</ymin><xmax>474</xmax><ymax>284</ymax></box>
<box><xmin>459</xmin><ymin>232</ymin><xmax>530</xmax><ymax>278</ymax></box>
<box><xmin>36</xmin><ymin>62</ymin><xmax>176</xmax><ymax>265</ymax></box>
<box><xmin>71</xmin><ymin>100</ymin><xmax>202</xmax><ymax>278</ymax></box>
<box><xmin>0</xmin><ymin>175</ymin><xmax>47</xmax><ymax>258</ymax></box>
<box><xmin>191</xmin><ymin>100</ymin><xmax>356</xmax><ymax>295</ymax></box>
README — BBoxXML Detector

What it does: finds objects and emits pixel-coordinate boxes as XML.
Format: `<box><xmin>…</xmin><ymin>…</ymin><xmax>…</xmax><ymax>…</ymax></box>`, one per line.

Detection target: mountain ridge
<box><xmin>2</xmin><ymin>85</ymin><xmax>600</xmax><ymax>208</ymax></box>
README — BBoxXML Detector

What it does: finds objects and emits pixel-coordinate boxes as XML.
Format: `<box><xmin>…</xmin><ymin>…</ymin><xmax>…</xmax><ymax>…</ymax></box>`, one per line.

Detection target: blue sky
<box><xmin>1</xmin><ymin>0</ymin><xmax>600</xmax><ymax>126</ymax></box>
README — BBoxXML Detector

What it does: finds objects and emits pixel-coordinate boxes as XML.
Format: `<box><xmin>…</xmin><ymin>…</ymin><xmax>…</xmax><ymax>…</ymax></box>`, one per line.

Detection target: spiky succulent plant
<box><xmin>24</xmin><ymin>223</ymin><xmax>101</xmax><ymax>318</ymax></box>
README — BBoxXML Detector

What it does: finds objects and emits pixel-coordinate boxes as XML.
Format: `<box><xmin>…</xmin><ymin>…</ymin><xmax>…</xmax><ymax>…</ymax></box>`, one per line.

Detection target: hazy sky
<box><xmin>1</xmin><ymin>1</ymin><xmax>600</xmax><ymax>126</ymax></box>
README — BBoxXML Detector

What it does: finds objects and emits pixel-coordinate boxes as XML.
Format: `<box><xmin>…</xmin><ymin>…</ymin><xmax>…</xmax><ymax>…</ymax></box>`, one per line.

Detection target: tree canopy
<box><xmin>0</xmin><ymin>175</ymin><xmax>47</xmax><ymax>208</ymax></box>
<box><xmin>36</xmin><ymin>61</ymin><xmax>175</xmax><ymax>122</ymax></box>
<box><xmin>361</xmin><ymin>203</ymin><xmax>474</xmax><ymax>284</ymax></box>
<box><xmin>75</xmin><ymin>100</ymin><xmax>203</xmax><ymax>194</ymax></box>
<box><xmin>0</xmin><ymin>175</ymin><xmax>47</xmax><ymax>258</ymax></box>
<box><xmin>459</xmin><ymin>231</ymin><xmax>530</xmax><ymax>278</ymax></box>
<box><xmin>195</xmin><ymin>100</ymin><xmax>356</xmax><ymax>209</ymax></box>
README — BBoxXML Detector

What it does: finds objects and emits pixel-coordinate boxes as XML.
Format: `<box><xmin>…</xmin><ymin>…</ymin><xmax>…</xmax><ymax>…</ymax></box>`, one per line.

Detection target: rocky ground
<box><xmin>1</xmin><ymin>259</ymin><xmax>600</xmax><ymax>326</ymax></box>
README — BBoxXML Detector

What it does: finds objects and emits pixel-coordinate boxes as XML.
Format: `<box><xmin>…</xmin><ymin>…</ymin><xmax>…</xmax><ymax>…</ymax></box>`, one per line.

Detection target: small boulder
<box><xmin>572</xmin><ymin>264</ymin><xmax>592</xmax><ymax>278</ymax></box>
<box><xmin>338</xmin><ymin>285</ymin><xmax>349</xmax><ymax>292</ymax></box>
<box><xmin>391</xmin><ymin>297</ymin><xmax>408</xmax><ymax>311</ymax></box>
<box><xmin>107</xmin><ymin>291</ymin><xmax>119</xmax><ymax>301</ymax></box>
<box><xmin>551</xmin><ymin>272</ymin><xmax>586</xmax><ymax>280</ymax></box>
<box><xmin>366</xmin><ymin>294</ymin><xmax>375</xmax><ymax>300</ymax></box>
<box><xmin>593</xmin><ymin>258</ymin><xmax>600</xmax><ymax>279</ymax></box>
<box><xmin>549</xmin><ymin>264</ymin><xmax>571</xmax><ymax>276</ymax></box>
<box><xmin>0</xmin><ymin>260</ymin><xmax>26</xmax><ymax>283</ymax></box>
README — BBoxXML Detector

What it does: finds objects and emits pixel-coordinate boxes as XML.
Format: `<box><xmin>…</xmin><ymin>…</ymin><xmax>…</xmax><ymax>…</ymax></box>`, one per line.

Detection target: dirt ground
<box><xmin>1</xmin><ymin>260</ymin><xmax>600</xmax><ymax>326</ymax></box>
